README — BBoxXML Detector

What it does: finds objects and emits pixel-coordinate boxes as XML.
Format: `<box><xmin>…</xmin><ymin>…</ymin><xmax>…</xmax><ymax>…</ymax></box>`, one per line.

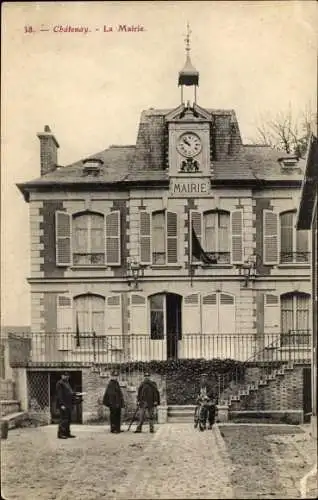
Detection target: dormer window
<box><xmin>82</xmin><ymin>158</ymin><xmax>104</xmax><ymax>176</ymax></box>
<box><xmin>279</xmin><ymin>156</ymin><xmax>299</xmax><ymax>168</ymax></box>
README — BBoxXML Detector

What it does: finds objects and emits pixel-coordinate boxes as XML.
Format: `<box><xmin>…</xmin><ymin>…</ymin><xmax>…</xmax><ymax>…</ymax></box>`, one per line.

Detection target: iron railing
<box><xmin>7</xmin><ymin>331</ymin><xmax>311</xmax><ymax>367</ymax></box>
<box><xmin>280</xmin><ymin>251</ymin><xmax>310</xmax><ymax>264</ymax></box>
<box><xmin>205</xmin><ymin>252</ymin><xmax>231</xmax><ymax>264</ymax></box>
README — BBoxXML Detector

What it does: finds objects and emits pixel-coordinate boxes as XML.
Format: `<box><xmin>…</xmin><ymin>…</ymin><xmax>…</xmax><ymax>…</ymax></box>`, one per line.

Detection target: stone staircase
<box><xmin>219</xmin><ymin>361</ymin><xmax>294</xmax><ymax>407</ymax></box>
<box><xmin>0</xmin><ymin>379</ymin><xmax>27</xmax><ymax>430</ymax></box>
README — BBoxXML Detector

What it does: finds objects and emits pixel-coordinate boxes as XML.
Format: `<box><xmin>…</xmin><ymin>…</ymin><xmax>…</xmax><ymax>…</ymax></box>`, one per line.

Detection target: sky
<box><xmin>1</xmin><ymin>1</ymin><xmax>317</xmax><ymax>326</ymax></box>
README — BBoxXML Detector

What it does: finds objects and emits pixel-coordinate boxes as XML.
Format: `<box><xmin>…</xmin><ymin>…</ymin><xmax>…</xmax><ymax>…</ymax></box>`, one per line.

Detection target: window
<box><xmin>203</xmin><ymin>211</ymin><xmax>230</xmax><ymax>263</ymax></box>
<box><xmin>281</xmin><ymin>292</ymin><xmax>310</xmax><ymax>345</ymax></box>
<box><xmin>152</xmin><ymin>212</ymin><xmax>166</xmax><ymax>264</ymax></box>
<box><xmin>150</xmin><ymin>294</ymin><xmax>164</xmax><ymax>340</ymax></box>
<box><xmin>75</xmin><ymin>294</ymin><xmax>105</xmax><ymax>334</ymax></box>
<box><xmin>55</xmin><ymin>210</ymin><xmax>121</xmax><ymax>267</ymax></box>
<box><xmin>139</xmin><ymin>210</ymin><xmax>178</xmax><ymax>265</ymax></box>
<box><xmin>280</xmin><ymin>211</ymin><xmax>309</xmax><ymax>263</ymax></box>
<box><xmin>190</xmin><ymin>210</ymin><xmax>243</xmax><ymax>265</ymax></box>
<box><xmin>73</xmin><ymin>213</ymin><xmax>105</xmax><ymax>265</ymax></box>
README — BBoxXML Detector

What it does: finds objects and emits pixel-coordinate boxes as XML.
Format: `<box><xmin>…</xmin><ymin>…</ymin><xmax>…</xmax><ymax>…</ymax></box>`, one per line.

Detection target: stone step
<box><xmin>0</xmin><ymin>400</ymin><xmax>21</xmax><ymax>417</ymax></box>
<box><xmin>167</xmin><ymin>416</ymin><xmax>194</xmax><ymax>423</ymax></box>
<box><xmin>1</xmin><ymin>411</ymin><xmax>28</xmax><ymax>430</ymax></box>
<box><xmin>168</xmin><ymin>405</ymin><xmax>196</xmax><ymax>411</ymax></box>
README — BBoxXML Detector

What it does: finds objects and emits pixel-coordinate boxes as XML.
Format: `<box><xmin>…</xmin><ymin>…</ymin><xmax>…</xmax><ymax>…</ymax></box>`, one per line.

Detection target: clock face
<box><xmin>177</xmin><ymin>133</ymin><xmax>202</xmax><ymax>158</ymax></box>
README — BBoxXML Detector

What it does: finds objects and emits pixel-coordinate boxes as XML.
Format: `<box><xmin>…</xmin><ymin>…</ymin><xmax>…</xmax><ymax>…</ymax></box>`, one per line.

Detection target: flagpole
<box><xmin>76</xmin><ymin>312</ymin><xmax>80</xmax><ymax>347</ymax></box>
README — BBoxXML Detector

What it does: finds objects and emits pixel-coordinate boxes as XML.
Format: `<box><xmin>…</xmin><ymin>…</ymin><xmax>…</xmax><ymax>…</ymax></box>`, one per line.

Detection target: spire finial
<box><xmin>184</xmin><ymin>22</ymin><xmax>191</xmax><ymax>55</ymax></box>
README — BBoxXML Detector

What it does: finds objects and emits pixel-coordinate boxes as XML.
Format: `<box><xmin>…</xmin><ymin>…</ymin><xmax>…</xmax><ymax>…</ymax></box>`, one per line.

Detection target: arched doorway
<box><xmin>149</xmin><ymin>292</ymin><xmax>182</xmax><ymax>359</ymax></box>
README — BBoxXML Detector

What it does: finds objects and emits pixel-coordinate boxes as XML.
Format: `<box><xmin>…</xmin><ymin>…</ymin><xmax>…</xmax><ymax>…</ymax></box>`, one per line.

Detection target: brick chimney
<box><xmin>37</xmin><ymin>125</ymin><xmax>59</xmax><ymax>176</ymax></box>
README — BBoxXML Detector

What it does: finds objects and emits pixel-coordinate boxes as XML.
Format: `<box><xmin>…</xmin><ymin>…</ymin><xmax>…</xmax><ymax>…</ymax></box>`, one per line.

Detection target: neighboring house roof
<box><xmin>17</xmin><ymin>107</ymin><xmax>305</xmax><ymax>201</ymax></box>
<box><xmin>1</xmin><ymin>326</ymin><xmax>31</xmax><ymax>339</ymax></box>
<box><xmin>297</xmin><ymin>134</ymin><xmax>318</xmax><ymax>230</ymax></box>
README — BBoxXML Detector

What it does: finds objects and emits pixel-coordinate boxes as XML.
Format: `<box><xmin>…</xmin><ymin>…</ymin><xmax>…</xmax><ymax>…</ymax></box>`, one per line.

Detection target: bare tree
<box><xmin>253</xmin><ymin>104</ymin><xmax>317</xmax><ymax>158</ymax></box>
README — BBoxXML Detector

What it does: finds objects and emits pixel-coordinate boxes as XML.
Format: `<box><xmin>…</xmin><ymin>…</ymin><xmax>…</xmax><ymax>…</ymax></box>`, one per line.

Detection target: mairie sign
<box><xmin>170</xmin><ymin>177</ymin><xmax>211</xmax><ymax>197</ymax></box>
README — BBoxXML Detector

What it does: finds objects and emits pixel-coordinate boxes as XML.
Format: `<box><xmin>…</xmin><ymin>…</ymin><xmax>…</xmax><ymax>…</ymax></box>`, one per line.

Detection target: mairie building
<box><xmin>12</xmin><ymin>42</ymin><xmax>312</xmax><ymax>424</ymax></box>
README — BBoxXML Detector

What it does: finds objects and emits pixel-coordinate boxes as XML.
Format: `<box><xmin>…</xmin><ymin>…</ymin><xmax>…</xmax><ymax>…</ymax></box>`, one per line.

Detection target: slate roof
<box><xmin>17</xmin><ymin>107</ymin><xmax>305</xmax><ymax>200</ymax></box>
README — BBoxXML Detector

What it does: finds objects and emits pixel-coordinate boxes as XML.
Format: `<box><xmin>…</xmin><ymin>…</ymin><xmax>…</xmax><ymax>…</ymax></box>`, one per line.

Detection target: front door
<box><xmin>166</xmin><ymin>293</ymin><xmax>182</xmax><ymax>359</ymax></box>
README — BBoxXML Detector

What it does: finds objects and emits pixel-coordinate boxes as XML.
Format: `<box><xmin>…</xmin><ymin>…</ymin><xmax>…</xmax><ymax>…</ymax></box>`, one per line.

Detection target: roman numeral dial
<box><xmin>177</xmin><ymin>132</ymin><xmax>202</xmax><ymax>158</ymax></box>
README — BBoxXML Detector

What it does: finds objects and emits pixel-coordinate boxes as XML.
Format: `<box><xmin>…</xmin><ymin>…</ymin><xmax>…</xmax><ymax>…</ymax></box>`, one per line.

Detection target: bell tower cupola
<box><xmin>178</xmin><ymin>23</ymin><xmax>199</xmax><ymax>105</ymax></box>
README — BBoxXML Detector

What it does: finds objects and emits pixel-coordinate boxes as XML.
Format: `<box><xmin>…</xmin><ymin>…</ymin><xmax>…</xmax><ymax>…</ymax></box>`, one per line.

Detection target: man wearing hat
<box><xmin>197</xmin><ymin>373</ymin><xmax>217</xmax><ymax>429</ymax></box>
<box><xmin>55</xmin><ymin>372</ymin><xmax>76</xmax><ymax>439</ymax></box>
<box><xmin>103</xmin><ymin>370</ymin><xmax>125</xmax><ymax>433</ymax></box>
<box><xmin>135</xmin><ymin>371</ymin><xmax>160</xmax><ymax>433</ymax></box>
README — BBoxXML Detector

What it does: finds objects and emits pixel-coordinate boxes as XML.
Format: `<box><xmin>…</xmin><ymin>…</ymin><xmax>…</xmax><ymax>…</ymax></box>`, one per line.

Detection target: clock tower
<box><xmin>167</xmin><ymin>25</ymin><xmax>213</xmax><ymax>197</ymax></box>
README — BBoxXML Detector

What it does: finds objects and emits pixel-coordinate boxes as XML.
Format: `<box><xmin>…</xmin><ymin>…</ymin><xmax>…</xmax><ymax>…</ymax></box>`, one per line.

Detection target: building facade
<box><xmin>297</xmin><ymin>133</ymin><xmax>318</xmax><ymax>438</ymax></box>
<box><xmin>15</xmin><ymin>47</ymin><xmax>312</xmax><ymax>422</ymax></box>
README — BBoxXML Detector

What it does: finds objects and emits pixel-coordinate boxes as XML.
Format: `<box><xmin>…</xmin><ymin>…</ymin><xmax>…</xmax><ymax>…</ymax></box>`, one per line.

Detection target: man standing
<box><xmin>56</xmin><ymin>372</ymin><xmax>76</xmax><ymax>439</ymax></box>
<box><xmin>199</xmin><ymin>373</ymin><xmax>217</xmax><ymax>429</ymax></box>
<box><xmin>102</xmin><ymin>370</ymin><xmax>125</xmax><ymax>433</ymax></box>
<box><xmin>135</xmin><ymin>371</ymin><xmax>160</xmax><ymax>434</ymax></box>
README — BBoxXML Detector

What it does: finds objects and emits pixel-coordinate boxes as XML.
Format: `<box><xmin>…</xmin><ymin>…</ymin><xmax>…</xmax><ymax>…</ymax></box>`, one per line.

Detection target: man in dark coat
<box><xmin>56</xmin><ymin>371</ymin><xmax>76</xmax><ymax>439</ymax></box>
<box><xmin>135</xmin><ymin>371</ymin><xmax>160</xmax><ymax>433</ymax></box>
<box><xmin>198</xmin><ymin>373</ymin><xmax>218</xmax><ymax>429</ymax></box>
<box><xmin>103</xmin><ymin>370</ymin><xmax>124</xmax><ymax>433</ymax></box>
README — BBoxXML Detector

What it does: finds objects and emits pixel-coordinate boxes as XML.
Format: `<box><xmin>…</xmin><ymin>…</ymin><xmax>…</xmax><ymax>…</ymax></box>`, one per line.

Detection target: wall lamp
<box><xmin>126</xmin><ymin>259</ymin><xmax>144</xmax><ymax>288</ymax></box>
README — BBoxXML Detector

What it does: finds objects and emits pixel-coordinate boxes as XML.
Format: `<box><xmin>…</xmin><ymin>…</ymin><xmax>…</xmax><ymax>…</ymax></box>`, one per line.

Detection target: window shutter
<box><xmin>202</xmin><ymin>294</ymin><xmax>218</xmax><ymax>334</ymax></box>
<box><xmin>231</xmin><ymin>210</ymin><xmax>243</xmax><ymax>264</ymax></box>
<box><xmin>166</xmin><ymin>211</ymin><xmax>178</xmax><ymax>264</ymax></box>
<box><xmin>105</xmin><ymin>294</ymin><xmax>123</xmax><ymax>349</ymax></box>
<box><xmin>183</xmin><ymin>293</ymin><xmax>201</xmax><ymax>334</ymax></box>
<box><xmin>130</xmin><ymin>294</ymin><xmax>147</xmax><ymax>335</ymax></box>
<box><xmin>190</xmin><ymin>210</ymin><xmax>202</xmax><ymax>262</ymax></box>
<box><xmin>57</xmin><ymin>295</ymin><xmax>73</xmax><ymax>350</ymax></box>
<box><xmin>55</xmin><ymin>211</ymin><xmax>72</xmax><ymax>266</ymax></box>
<box><xmin>263</xmin><ymin>210</ymin><xmax>279</xmax><ymax>265</ymax></box>
<box><xmin>264</xmin><ymin>294</ymin><xmax>280</xmax><ymax>349</ymax></box>
<box><xmin>106</xmin><ymin>211</ymin><xmax>121</xmax><ymax>266</ymax></box>
<box><xmin>140</xmin><ymin>211</ymin><xmax>152</xmax><ymax>264</ymax></box>
<box><xmin>219</xmin><ymin>293</ymin><xmax>235</xmax><ymax>334</ymax></box>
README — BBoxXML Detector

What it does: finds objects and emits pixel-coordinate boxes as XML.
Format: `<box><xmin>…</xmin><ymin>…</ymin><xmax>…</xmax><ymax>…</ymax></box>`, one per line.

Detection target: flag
<box><xmin>75</xmin><ymin>313</ymin><xmax>80</xmax><ymax>347</ymax></box>
<box><xmin>191</xmin><ymin>224</ymin><xmax>217</xmax><ymax>265</ymax></box>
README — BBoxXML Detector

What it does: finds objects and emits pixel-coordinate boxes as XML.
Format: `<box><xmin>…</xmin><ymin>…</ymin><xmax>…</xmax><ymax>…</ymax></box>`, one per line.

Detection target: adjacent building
<box><xmin>297</xmin><ymin>133</ymin><xmax>318</xmax><ymax>438</ymax></box>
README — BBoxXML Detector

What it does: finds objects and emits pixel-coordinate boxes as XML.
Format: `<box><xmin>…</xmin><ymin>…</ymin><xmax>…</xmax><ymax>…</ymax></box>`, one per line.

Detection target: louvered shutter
<box><xmin>183</xmin><ymin>293</ymin><xmax>201</xmax><ymax>334</ymax></box>
<box><xmin>140</xmin><ymin>211</ymin><xmax>152</xmax><ymax>264</ymax></box>
<box><xmin>131</xmin><ymin>294</ymin><xmax>147</xmax><ymax>335</ymax></box>
<box><xmin>57</xmin><ymin>295</ymin><xmax>73</xmax><ymax>350</ymax></box>
<box><xmin>55</xmin><ymin>211</ymin><xmax>72</xmax><ymax>266</ymax></box>
<box><xmin>105</xmin><ymin>294</ymin><xmax>123</xmax><ymax>349</ymax></box>
<box><xmin>202</xmin><ymin>294</ymin><xmax>218</xmax><ymax>334</ymax></box>
<box><xmin>264</xmin><ymin>294</ymin><xmax>280</xmax><ymax>350</ymax></box>
<box><xmin>219</xmin><ymin>293</ymin><xmax>235</xmax><ymax>334</ymax></box>
<box><xmin>182</xmin><ymin>293</ymin><xmax>201</xmax><ymax>358</ymax></box>
<box><xmin>263</xmin><ymin>210</ymin><xmax>279</xmax><ymax>265</ymax></box>
<box><xmin>106</xmin><ymin>211</ymin><xmax>121</xmax><ymax>265</ymax></box>
<box><xmin>167</xmin><ymin>212</ymin><xmax>178</xmax><ymax>264</ymax></box>
<box><xmin>231</xmin><ymin>210</ymin><xmax>243</xmax><ymax>264</ymax></box>
<box><xmin>190</xmin><ymin>210</ymin><xmax>202</xmax><ymax>263</ymax></box>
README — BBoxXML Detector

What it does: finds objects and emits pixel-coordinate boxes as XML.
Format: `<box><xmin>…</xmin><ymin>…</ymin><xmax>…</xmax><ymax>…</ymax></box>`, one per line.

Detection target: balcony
<box><xmin>7</xmin><ymin>331</ymin><xmax>311</xmax><ymax>367</ymax></box>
